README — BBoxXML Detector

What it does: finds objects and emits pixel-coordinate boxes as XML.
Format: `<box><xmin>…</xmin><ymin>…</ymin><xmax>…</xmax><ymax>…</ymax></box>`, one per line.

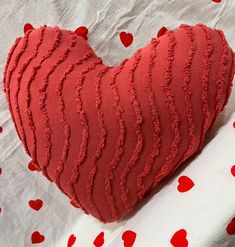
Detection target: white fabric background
<box><xmin>0</xmin><ymin>0</ymin><xmax>235</xmax><ymax>246</ymax></box>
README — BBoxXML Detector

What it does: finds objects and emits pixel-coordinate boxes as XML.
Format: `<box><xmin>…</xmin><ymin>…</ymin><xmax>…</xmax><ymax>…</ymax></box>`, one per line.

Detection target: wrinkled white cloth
<box><xmin>0</xmin><ymin>0</ymin><xmax>235</xmax><ymax>246</ymax></box>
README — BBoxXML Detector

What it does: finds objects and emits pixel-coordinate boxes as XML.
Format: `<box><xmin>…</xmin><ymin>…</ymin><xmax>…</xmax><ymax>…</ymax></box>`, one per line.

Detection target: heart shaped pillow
<box><xmin>3</xmin><ymin>23</ymin><xmax>235</xmax><ymax>223</ymax></box>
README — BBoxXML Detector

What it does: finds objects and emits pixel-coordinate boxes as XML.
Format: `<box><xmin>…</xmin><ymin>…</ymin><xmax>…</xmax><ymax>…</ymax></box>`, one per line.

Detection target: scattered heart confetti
<box><xmin>28</xmin><ymin>161</ymin><xmax>41</xmax><ymax>172</ymax></box>
<box><xmin>170</xmin><ymin>229</ymin><xmax>188</xmax><ymax>247</ymax></box>
<box><xmin>0</xmin><ymin>126</ymin><xmax>3</xmax><ymax>133</ymax></box>
<box><xmin>122</xmin><ymin>230</ymin><xmax>137</xmax><ymax>247</ymax></box>
<box><xmin>119</xmin><ymin>31</ymin><xmax>133</xmax><ymax>47</ymax></box>
<box><xmin>177</xmin><ymin>176</ymin><xmax>195</xmax><ymax>193</ymax></box>
<box><xmin>31</xmin><ymin>231</ymin><xmax>45</xmax><ymax>244</ymax></box>
<box><xmin>226</xmin><ymin>217</ymin><xmax>235</xmax><ymax>235</ymax></box>
<box><xmin>231</xmin><ymin>165</ymin><xmax>235</xmax><ymax>177</ymax></box>
<box><xmin>67</xmin><ymin>234</ymin><xmax>76</xmax><ymax>247</ymax></box>
<box><xmin>28</xmin><ymin>199</ymin><xmax>43</xmax><ymax>211</ymax></box>
<box><xmin>93</xmin><ymin>232</ymin><xmax>104</xmax><ymax>247</ymax></box>
<box><xmin>157</xmin><ymin>26</ymin><xmax>168</xmax><ymax>38</ymax></box>
<box><xmin>74</xmin><ymin>26</ymin><xmax>89</xmax><ymax>40</ymax></box>
<box><xmin>24</xmin><ymin>23</ymin><xmax>34</xmax><ymax>34</ymax></box>
<box><xmin>212</xmin><ymin>0</ymin><xmax>222</xmax><ymax>3</ymax></box>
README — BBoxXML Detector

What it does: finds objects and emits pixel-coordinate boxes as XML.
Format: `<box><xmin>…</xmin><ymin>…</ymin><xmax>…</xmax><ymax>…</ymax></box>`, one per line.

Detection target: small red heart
<box><xmin>28</xmin><ymin>161</ymin><xmax>41</xmax><ymax>172</ymax></box>
<box><xmin>93</xmin><ymin>232</ymin><xmax>104</xmax><ymax>247</ymax></box>
<box><xmin>122</xmin><ymin>230</ymin><xmax>137</xmax><ymax>247</ymax></box>
<box><xmin>226</xmin><ymin>217</ymin><xmax>235</xmax><ymax>235</ymax></box>
<box><xmin>157</xmin><ymin>26</ymin><xmax>168</xmax><ymax>38</ymax></box>
<box><xmin>177</xmin><ymin>176</ymin><xmax>194</xmax><ymax>193</ymax></box>
<box><xmin>231</xmin><ymin>165</ymin><xmax>235</xmax><ymax>177</ymax></box>
<box><xmin>24</xmin><ymin>23</ymin><xmax>34</xmax><ymax>34</ymax></box>
<box><xmin>0</xmin><ymin>126</ymin><xmax>2</xmax><ymax>133</ymax></box>
<box><xmin>170</xmin><ymin>229</ymin><xmax>188</xmax><ymax>247</ymax></box>
<box><xmin>31</xmin><ymin>231</ymin><xmax>45</xmax><ymax>244</ymax></box>
<box><xmin>119</xmin><ymin>32</ymin><xmax>133</xmax><ymax>47</ymax></box>
<box><xmin>29</xmin><ymin>199</ymin><xmax>43</xmax><ymax>211</ymax></box>
<box><xmin>67</xmin><ymin>234</ymin><xmax>76</xmax><ymax>247</ymax></box>
<box><xmin>212</xmin><ymin>0</ymin><xmax>222</xmax><ymax>3</ymax></box>
<box><xmin>74</xmin><ymin>26</ymin><xmax>88</xmax><ymax>40</ymax></box>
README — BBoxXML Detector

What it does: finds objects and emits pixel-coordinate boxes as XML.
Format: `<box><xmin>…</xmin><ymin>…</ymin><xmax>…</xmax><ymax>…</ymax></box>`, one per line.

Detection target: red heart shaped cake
<box><xmin>3</xmin><ymin>24</ymin><xmax>235</xmax><ymax>223</ymax></box>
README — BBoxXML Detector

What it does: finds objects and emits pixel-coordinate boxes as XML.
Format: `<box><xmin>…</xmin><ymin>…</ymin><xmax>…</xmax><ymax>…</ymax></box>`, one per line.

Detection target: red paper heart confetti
<box><xmin>67</xmin><ymin>234</ymin><xmax>76</xmax><ymax>247</ymax></box>
<box><xmin>28</xmin><ymin>199</ymin><xmax>43</xmax><ymax>211</ymax></box>
<box><xmin>122</xmin><ymin>230</ymin><xmax>137</xmax><ymax>247</ymax></box>
<box><xmin>24</xmin><ymin>23</ymin><xmax>34</xmax><ymax>34</ymax></box>
<box><xmin>28</xmin><ymin>160</ymin><xmax>41</xmax><ymax>172</ymax></box>
<box><xmin>157</xmin><ymin>26</ymin><xmax>168</xmax><ymax>38</ymax></box>
<box><xmin>31</xmin><ymin>231</ymin><xmax>45</xmax><ymax>244</ymax></box>
<box><xmin>170</xmin><ymin>229</ymin><xmax>188</xmax><ymax>247</ymax></box>
<box><xmin>4</xmin><ymin>24</ymin><xmax>234</xmax><ymax>222</ymax></box>
<box><xmin>226</xmin><ymin>217</ymin><xmax>235</xmax><ymax>235</ymax></box>
<box><xmin>231</xmin><ymin>165</ymin><xmax>235</xmax><ymax>177</ymax></box>
<box><xmin>177</xmin><ymin>176</ymin><xmax>195</xmax><ymax>193</ymax></box>
<box><xmin>74</xmin><ymin>26</ymin><xmax>89</xmax><ymax>40</ymax></box>
<box><xmin>119</xmin><ymin>31</ymin><xmax>133</xmax><ymax>47</ymax></box>
<box><xmin>93</xmin><ymin>232</ymin><xmax>104</xmax><ymax>247</ymax></box>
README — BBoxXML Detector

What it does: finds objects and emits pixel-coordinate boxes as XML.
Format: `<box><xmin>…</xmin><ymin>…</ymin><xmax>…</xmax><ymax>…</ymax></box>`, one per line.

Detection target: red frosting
<box><xmin>3</xmin><ymin>24</ymin><xmax>235</xmax><ymax>223</ymax></box>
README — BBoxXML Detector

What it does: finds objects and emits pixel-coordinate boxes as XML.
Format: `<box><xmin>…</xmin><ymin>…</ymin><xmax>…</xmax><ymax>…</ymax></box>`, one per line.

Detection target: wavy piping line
<box><xmin>25</xmin><ymin>27</ymin><xmax>62</xmax><ymax>181</ymax></box>
<box><xmin>136</xmin><ymin>38</ymin><xmax>161</xmax><ymax>199</ymax></box>
<box><xmin>196</xmin><ymin>24</ymin><xmax>214</xmax><ymax>151</ymax></box>
<box><xmin>223</xmin><ymin>49</ymin><xmax>235</xmax><ymax>107</ymax></box>
<box><xmin>209</xmin><ymin>29</ymin><xmax>230</xmax><ymax>129</ymax></box>
<box><xmin>152</xmin><ymin>31</ymin><xmax>181</xmax><ymax>188</ymax></box>
<box><xmin>54</xmin><ymin>49</ymin><xmax>94</xmax><ymax>193</ymax></box>
<box><xmin>68</xmin><ymin>58</ymin><xmax>103</xmax><ymax>214</ymax></box>
<box><xmin>14</xmin><ymin>26</ymin><xmax>46</xmax><ymax>161</ymax></box>
<box><xmin>104</xmin><ymin>59</ymin><xmax>128</xmax><ymax>221</ymax></box>
<box><xmin>5</xmin><ymin>31</ymin><xmax>32</xmax><ymax>155</ymax></box>
<box><xmin>38</xmin><ymin>32</ymin><xmax>77</xmax><ymax>187</ymax></box>
<box><xmin>119</xmin><ymin>49</ymin><xmax>144</xmax><ymax>212</ymax></box>
<box><xmin>86</xmin><ymin>67</ymin><xmax>110</xmax><ymax>222</ymax></box>
<box><xmin>3</xmin><ymin>37</ymin><xmax>22</xmax><ymax>93</ymax></box>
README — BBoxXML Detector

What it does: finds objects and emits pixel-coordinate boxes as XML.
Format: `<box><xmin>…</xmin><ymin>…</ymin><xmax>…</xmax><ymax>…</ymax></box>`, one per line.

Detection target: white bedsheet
<box><xmin>0</xmin><ymin>0</ymin><xmax>235</xmax><ymax>246</ymax></box>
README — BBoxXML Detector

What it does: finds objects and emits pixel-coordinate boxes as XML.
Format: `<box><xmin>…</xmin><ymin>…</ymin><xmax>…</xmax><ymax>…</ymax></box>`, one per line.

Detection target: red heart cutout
<box><xmin>120</xmin><ymin>32</ymin><xmax>133</xmax><ymax>47</ymax></box>
<box><xmin>93</xmin><ymin>232</ymin><xmax>104</xmax><ymax>247</ymax></box>
<box><xmin>28</xmin><ymin>160</ymin><xmax>41</xmax><ymax>171</ymax></box>
<box><xmin>28</xmin><ymin>199</ymin><xmax>43</xmax><ymax>211</ymax></box>
<box><xmin>4</xmin><ymin>24</ymin><xmax>235</xmax><ymax>222</ymax></box>
<box><xmin>67</xmin><ymin>234</ymin><xmax>76</xmax><ymax>247</ymax></box>
<box><xmin>177</xmin><ymin>176</ymin><xmax>194</xmax><ymax>193</ymax></box>
<box><xmin>31</xmin><ymin>231</ymin><xmax>45</xmax><ymax>244</ymax></box>
<box><xmin>24</xmin><ymin>23</ymin><xmax>34</xmax><ymax>34</ymax></box>
<box><xmin>122</xmin><ymin>230</ymin><xmax>137</xmax><ymax>247</ymax></box>
<box><xmin>231</xmin><ymin>165</ymin><xmax>235</xmax><ymax>177</ymax></box>
<box><xmin>74</xmin><ymin>26</ymin><xmax>89</xmax><ymax>40</ymax></box>
<box><xmin>157</xmin><ymin>26</ymin><xmax>168</xmax><ymax>38</ymax></box>
<box><xmin>226</xmin><ymin>217</ymin><xmax>235</xmax><ymax>235</ymax></box>
<box><xmin>170</xmin><ymin>229</ymin><xmax>188</xmax><ymax>247</ymax></box>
